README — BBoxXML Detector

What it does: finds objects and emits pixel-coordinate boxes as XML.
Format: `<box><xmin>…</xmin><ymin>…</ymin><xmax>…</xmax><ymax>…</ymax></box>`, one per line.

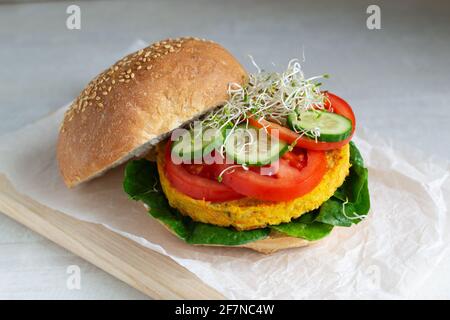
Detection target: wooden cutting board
<box><xmin>0</xmin><ymin>174</ymin><xmax>225</xmax><ymax>299</ymax></box>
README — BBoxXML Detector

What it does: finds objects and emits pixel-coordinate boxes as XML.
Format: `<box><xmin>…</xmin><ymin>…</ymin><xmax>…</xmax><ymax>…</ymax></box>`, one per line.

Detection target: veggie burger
<box><xmin>57</xmin><ymin>38</ymin><xmax>370</xmax><ymax>253</ymax></box>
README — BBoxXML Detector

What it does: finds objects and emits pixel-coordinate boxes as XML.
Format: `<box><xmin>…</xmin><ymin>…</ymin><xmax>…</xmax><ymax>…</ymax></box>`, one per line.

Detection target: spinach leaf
<box><xmin>271</xmin><ymin>211</ymin><xmax>334</xmax><ymax>241</ymax></box>
<box><xmin>315</xmin><ymin>142</ymin><xmax>370</xmax><ymax>226</ymax></box>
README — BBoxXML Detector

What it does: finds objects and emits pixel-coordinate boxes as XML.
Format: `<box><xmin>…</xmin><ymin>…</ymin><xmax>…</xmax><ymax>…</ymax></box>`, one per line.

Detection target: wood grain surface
<box><xmin>0</xmin><ymin>174</ymin><xmax>225</xmax><ymax>299</ymax></box>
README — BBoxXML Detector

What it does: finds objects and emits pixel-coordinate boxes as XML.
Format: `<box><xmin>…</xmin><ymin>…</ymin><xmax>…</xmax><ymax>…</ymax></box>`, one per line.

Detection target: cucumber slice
<box><xmin>171</xmin><ymin>127</ymin><xmax>224</xmax><ymax>161</ymax></box>
<box><xmin>224</xmin><ymin>124</ymin><xmax>289</xmax><ymax>166</ymax></box>
<box><xmin>288</xmin><ymin>110</ymin><xmax>352</xmax><ymax>142</ymax></box>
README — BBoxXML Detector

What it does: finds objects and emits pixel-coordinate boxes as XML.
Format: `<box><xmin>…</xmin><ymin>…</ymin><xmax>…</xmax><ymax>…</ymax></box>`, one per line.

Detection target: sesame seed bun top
<box><xmin>57</xmin><ymin>37</ymin><xmax>248</xmax><ymax>187</ymax></box>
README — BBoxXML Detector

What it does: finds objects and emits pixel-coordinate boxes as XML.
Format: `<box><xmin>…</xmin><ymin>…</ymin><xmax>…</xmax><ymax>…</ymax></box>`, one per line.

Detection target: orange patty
<box><xmin>156</xmin><ymin>143</ymin><xmax>350</xmax><ymax>230</ymax></box>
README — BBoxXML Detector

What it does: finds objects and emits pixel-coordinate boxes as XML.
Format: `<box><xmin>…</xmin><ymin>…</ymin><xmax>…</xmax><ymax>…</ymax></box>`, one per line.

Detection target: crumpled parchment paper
<box><xmin>1</xmin><ymin>42</ymin><xmax>449</xmax><ymax>299</ymax></box>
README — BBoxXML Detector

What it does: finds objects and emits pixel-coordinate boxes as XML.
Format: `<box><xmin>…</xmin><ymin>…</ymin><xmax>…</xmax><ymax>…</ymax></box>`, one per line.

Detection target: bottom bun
<box><xmin>238</xmin><ymin>231</ymin><xmax>311</xmax><ymax>254</ymax></box>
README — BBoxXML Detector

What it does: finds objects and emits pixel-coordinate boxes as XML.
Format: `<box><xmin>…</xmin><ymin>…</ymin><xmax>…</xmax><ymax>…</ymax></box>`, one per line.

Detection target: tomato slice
<box><xmin>281</xmin><ymin>147</ymin><xmax>307</xmax><ymax>170</ymax></box>
<box><xmin>213</xmin><ymin>149</ymin><xmax>327</xmax><ymax>202</ymax></box>
<box><xmin>248</xmin><ymin>92</ymin><xmax>355</xmax><ymax>151</ymax></box>
<box><xmin>164</xmin><ymin>143</ymin><xmax>244</xmax><ymax>202</ymax></box>
<box><xmin>323</xmin><ymin>92</ymin><xmax>356</xmax><ymax>126</ymax></box>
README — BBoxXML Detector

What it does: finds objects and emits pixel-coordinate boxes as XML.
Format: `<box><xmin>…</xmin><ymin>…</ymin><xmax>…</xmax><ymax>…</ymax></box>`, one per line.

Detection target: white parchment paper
<box><xmin>1</xmin><ymin>43</ymin><xmax>449</xmax><ymax>299</ymax></box>
<box><xmin>1</xmin><ymin>106</ymin><xmax>449</xmax><ymax>299</ymax></box>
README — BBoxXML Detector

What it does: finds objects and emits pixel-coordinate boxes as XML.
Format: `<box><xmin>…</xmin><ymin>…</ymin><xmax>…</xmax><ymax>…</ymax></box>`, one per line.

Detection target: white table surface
<box><xmin>0</xmin><ymin>0</ymin><xmax>449</xmax><ymax>299</ymax></box>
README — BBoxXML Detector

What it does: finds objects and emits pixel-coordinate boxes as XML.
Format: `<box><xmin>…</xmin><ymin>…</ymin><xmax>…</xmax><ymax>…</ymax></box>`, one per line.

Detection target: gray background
<box><xmin>0</xmin><ymin>0</ymin><xmax>449</xmax><ymax>299</ymax></box>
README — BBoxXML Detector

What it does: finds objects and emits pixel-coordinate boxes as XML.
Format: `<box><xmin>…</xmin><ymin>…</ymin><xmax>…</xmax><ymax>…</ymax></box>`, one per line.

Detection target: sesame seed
<box><xmin>63</xmin><ymin>39</ymin><xmax>195</xmax><ymax>120</ymax></box>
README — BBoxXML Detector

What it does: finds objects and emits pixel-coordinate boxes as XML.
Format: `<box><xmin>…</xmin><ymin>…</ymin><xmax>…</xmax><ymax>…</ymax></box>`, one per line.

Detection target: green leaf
<box><xmin>315</xmin><ymin>198</ymin><xmax>353</xmax><ymax>227</ymax></box>
<box><xmin>271</xmin><ymin>211</ymin><xmax>334</xmax><ymax>241</ymax></box>
<box><xmin>186</xmin><ymin>222</ymin><xmax>270</xmax><ymax>246</ymax></box>
<box><xmin>123</xmin><ymin>159</ymin><xmax>160</xmax><ymax>201</ymax></box>
<box><xmin>123</xmin><ymin>159</ymin><xmax>270</xmax><ymax>245</ymax></box>
<box><xmin>334</xmin><ymin>142</ymin><xmax>368</xmax><ymax>203</ymax></box>
<box><xmin>315</xmin><ymin>142</ymin><xmax>370</xmax><ymax>227</ymax></box>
